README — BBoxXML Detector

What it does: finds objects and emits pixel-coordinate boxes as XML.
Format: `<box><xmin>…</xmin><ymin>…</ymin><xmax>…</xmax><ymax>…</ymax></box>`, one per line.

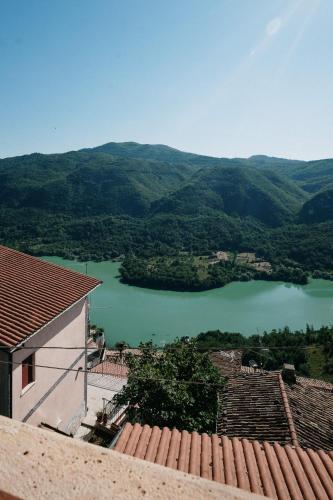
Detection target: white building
<box><xmin>0</xmin><ymin>245</ymin><xmax>101</xmax><ymax>435</ymax></box>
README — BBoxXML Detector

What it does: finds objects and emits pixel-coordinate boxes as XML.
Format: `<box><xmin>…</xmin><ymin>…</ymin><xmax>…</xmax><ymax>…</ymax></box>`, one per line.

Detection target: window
<box><xmin>22</xmin><ymin>354</ymin><xmax>35</xmax><ymax>389</ymax></box>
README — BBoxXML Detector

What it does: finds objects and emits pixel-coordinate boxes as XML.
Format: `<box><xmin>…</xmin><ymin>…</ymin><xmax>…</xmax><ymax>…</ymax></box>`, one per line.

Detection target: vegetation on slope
<box><xmin>196</xmin><ymin>326</ymin><xmax>333</xmax><ymax>383</ymax></box>
<box><xmin>299</xmin><ymin>188</ymin><xmax>333</xmax><ymax>223</ymax></box>
<box><xmin>0</xmin><ymin>142</ymin><xmax>332</xmax><ymax>283</ymax></box>
<box><xmin>0</xmin><ymin>151</ymin><xmax>195</xmax><ymax>217</ymax></box>
<box><xmin>247</xmin><ymin>155</ymin><xmax>333</xmax><ymax>193</ymax></box>
<box><xmin>81</xmin><ymin>141</ymin><xmax>224</xmax><ymax>167</ymax></box>
<box><xmin>151</xmin><ymin>165</ymin><xmax>307</xmax><ymax>226</ymax></box>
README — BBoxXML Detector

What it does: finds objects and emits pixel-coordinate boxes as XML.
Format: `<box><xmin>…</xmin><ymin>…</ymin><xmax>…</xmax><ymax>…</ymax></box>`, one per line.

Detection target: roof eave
<box><xmin>9</xmin><ymin>283</ymin><xmax>101</xmax><ymax>353</ymax></box>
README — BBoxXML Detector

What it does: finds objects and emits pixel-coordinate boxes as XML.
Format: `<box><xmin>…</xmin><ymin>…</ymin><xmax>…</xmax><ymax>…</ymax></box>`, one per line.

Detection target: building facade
<box><xmin>0</xmin><ymin>245</ymin><xmax>101</xmax><ymax>435</ymax></box>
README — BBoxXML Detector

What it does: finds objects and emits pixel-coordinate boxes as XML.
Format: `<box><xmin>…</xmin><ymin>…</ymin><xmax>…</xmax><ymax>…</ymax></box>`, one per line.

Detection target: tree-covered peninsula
<box><xmin>119</xmin><ymin>253</ymin><xmax>309</xmax><ymax>292</ymax></box>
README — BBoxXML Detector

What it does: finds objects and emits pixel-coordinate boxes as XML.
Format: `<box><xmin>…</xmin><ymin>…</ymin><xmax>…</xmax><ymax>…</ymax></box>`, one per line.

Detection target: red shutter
<box><xmin>22</xmin><ymin>354</ymin><xmax>34</xmax><ymax>389</ymax></box>
<box><xmin>22</xmin><ymin>360</ymin><xmax>29</xmax><ymax>388</ymax></box>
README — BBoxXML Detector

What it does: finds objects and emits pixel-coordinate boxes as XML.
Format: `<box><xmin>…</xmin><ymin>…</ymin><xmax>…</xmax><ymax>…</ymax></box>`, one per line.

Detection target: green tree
<box><xmin>115</xmin><ymin>340</ymin><xmax>222</xmax><ymax>432</ymax></box>
<box><xmin>115</xmin><ymin>340</ymin><xmax>129</xmax><ymax>362</ymax></box>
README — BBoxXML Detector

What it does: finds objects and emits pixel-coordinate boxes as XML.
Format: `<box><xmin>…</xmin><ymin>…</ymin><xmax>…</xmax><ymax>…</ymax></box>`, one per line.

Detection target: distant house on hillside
<box><xmin>0</xmin><ymin>246</ymin><xmax>101</xmax><ymax>435</ymax></box>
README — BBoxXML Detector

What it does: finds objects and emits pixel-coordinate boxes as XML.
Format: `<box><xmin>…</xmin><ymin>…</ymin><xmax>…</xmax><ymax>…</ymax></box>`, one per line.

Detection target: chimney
<box><xmin>282</xmin><ymin>363</ymin><xmax>296</xmax><ymax>384</ymax></box>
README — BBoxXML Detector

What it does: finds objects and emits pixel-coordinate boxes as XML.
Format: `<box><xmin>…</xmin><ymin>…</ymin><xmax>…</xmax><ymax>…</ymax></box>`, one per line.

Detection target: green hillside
<box><xmin>0</xmin><ymin>146</ymin><xmax>307</xmax><ymax>224</ymax></box>
<box><xmin>151</xmin><ymin>166</ymin><xmax>307</xmax><ymax>226</ymax></box>
<box><xmin>247</xmin><ymin>155</ymin><xmax>333</xmax><ymax>193</ymax></box>
<box><xmin>0</xmin><ymin>141</ymin><xmax>332</xmax><ymax>276</ymax></box>
<box><xmin>299</xmin><ymin>188</ymin><xmax>333</xmax><ymax>223</ymax></box>
<box><xmin>0</xmin><ymin>151</ymin><xmax>194</xmax><ymax>217</ymax></box>
<box><xmin>81</xmin><ymin>141</ymin><xmax>223</xmax><ymax>167</ymax></box>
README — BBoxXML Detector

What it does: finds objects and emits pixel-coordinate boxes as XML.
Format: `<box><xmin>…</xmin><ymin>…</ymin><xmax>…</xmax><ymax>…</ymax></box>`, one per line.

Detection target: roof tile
<box><xmin>114</xmin><ymin>422</ymin><xmax>333</xmax><ymax>499</ymax></box>
<box><xmin>0</xmin><ymin>245</ymin><xmax>101</xmax><ymax>348</ymax></box>
<box><xmin>217</xmin><ymin>367</ymin><xmax>333</xmax><ymax>452</ymax></box>
<box><xmin>217</xmin><ymin>372</ymin><xmax>291</xmax><ymax>444</ymax></box>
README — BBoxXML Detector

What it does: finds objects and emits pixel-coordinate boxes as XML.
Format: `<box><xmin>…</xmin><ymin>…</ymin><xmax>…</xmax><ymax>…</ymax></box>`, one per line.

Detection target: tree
<box><xmin>115</xmin><ymin>340</ymin><xmax>223</xmax><ymax>432</ymax></box>
<box><xmin>115</xmin><ymin>340</ymin><xmax>129</xmax><ymax>363</ymax></box>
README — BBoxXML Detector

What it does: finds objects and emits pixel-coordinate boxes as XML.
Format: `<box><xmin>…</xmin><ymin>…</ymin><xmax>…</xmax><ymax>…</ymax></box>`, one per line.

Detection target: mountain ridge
<box><xmin>0</xmin><ymin>140</ymin><xmax>332</xmax><ymax>272</ymax></box>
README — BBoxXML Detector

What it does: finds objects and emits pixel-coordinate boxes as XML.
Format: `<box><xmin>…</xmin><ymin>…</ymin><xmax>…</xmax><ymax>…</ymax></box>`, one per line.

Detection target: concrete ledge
<box><xmin>0</xmin><ymin>416</ymin><xmax>266</xmax><ymax>500</ymax></box>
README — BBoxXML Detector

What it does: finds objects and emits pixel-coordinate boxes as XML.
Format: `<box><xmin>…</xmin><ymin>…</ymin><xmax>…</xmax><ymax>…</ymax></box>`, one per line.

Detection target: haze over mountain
<box><xmin>0</xmin><ymin>141</ymin><xmax>332</xmax><ymax>271</ymax></box>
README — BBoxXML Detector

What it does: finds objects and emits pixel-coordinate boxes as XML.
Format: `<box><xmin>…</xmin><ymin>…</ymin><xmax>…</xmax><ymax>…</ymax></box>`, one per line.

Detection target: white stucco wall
<box><xmin>11</xmin><ymin>297</ymin><xmax>88</xmax><ymax>434</ymax></box>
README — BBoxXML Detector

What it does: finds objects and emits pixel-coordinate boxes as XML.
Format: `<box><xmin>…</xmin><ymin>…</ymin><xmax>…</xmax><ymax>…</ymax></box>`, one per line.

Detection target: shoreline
<box><xmin>41</xmin><ymin>254</ymin><xmax>333</xmax><ymax>293</ymax></box>
<box><xmin>118</xmin><ymin>275</ymin><xmax>312</xmax><ymax>293</ymax></box>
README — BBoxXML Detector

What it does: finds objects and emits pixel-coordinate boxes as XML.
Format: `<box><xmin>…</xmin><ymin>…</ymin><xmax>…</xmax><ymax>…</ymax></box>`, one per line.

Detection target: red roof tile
<box><xmin>296</xmin><ymin>376</ymin><xmax>333</xmax><ymax>392</ymax></box>
<box><xmin>209</xmin><ymin>350</ymin><xmax>243</xmax><ymax>377</ymax></box>
<box><xmin>90</xmin><ymin>360</ymin><xmax>129</xmax><ymax>378</ymax></box>
<box><xmin>0</xmin><ymin>246</ymin><xmax>101</xmax><ymax>348</ymax></box>
<box><xmin>114</xmin><ymin>422</ymin><xmax>333</xmax><ymax>499</ymax></box>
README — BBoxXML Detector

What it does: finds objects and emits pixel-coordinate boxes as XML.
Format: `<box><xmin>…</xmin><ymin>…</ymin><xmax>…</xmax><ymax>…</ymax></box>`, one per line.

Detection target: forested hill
<box><xmin>0</xmin><ymin>141</ymin><xmax>332</xmax><ymax>272</ymax></box>
<box><xmin>246</xmin><ymin>155</ymin><xmax>333</xmax><ymax>193</ymax></box>
<box><xmin>82</xmin><ymin>142</ymin><xmax>333</xmax><ymax>193</ymax></box>
<box><xmin>0</xmin><ymin>151</ymin><xmax>197</xmax><ymax>217</ymax></box>
<box><xmin>151</xmin><ymin>166</ymin><xmax>307</xmax><ymax>226</ymax></box>
<box><xmin>299</xmin><ymin>189</ymin><xmax>333</xmax><ymax>223</ymax></box>
<box><xmin>80</xmin><ymin>141</ymin><xmax>224</xmax><ymax>167</ymax></box>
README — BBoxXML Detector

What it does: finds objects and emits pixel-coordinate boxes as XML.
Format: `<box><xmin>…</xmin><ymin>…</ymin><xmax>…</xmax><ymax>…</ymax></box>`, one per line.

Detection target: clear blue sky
<box><xmin>1</xmin><ymin>0</ymin><xmax>332</xmax><ymax>160</ymax></box>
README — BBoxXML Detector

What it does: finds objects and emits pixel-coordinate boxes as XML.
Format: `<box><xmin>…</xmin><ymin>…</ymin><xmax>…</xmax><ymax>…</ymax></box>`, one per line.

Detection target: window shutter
<box><xmin>22</xmin><ymin>354</ymin><xmax>34</xmax><ymax>389</ymax></box>
<box><xmin>22</xmin><ymin>360</ymin><xmax>29</xmax><ymax>388</ymax></box>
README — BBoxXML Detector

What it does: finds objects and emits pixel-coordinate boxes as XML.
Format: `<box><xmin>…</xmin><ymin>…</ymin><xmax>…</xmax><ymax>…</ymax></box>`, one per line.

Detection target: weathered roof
<box><xmin>217</xmin><ymin>371</ymin><xmax>291</xmax><ymax>444</ymax></box>
<box><xmin>241</xmin><ymin>365</ymin><xmax>264</xmax><ymax>374</ymax></box>
<box><xmin>113</xmin><ymin>422</ymin><xmax>333</xmax><ymax>499</ymax></box>
<box><xmin>241</xmin><ymin>367</ymin><xmax>333</xmax><ymax>392</ymax></box>
<box><xmin>217</xmin><ymin>370</ymin><xmax>333</xmax><ymax>451</ymax></box>
<box><xmin>0</xmin><ymin>245</ymin><xmax>101</xmax><ymax>348</ymax></box>
<box><xmin>286</xmin><ymin>383</ymin><xmax>333</xmax><ymax>451</ymax></box>
<box><xmin>209</xmin><ymin>350</ymin><xmax>243</xmax><ymax>377</ymax></box>
<box><xmin>91</xmin><ymin>360</ymin><xmax>129</xmax><ymax>378</ymax></box>
<box><xmin>296</xmin><ymin>375</ymin><xmax>333</xmax><ymax>392</ymax></box>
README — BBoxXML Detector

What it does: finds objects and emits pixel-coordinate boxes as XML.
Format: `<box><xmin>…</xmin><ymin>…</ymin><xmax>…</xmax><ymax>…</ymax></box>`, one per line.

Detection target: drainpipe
<box><xmin>9</xmin><ymin>350</ymin><xmax>12</xmax><ymax>418</ymax></box>
<box><xmin>84</xmin><ymin>297</ymin><xmax>88</xmax><ymax>416</ymax></box>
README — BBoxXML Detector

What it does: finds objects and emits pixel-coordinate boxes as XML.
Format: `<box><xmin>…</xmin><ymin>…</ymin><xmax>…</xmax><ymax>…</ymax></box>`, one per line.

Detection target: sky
<box><xmin>0</xmin><ymin>0</ymin><xmax>332</xmax><ymax>160</ymax></box>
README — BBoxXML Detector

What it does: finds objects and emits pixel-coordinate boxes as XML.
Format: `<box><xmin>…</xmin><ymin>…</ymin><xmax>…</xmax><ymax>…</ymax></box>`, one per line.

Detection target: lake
<box><xmin>43</xmin><ymin>257</ymin><xmax>333</xmax><ymax>347</ymax></box>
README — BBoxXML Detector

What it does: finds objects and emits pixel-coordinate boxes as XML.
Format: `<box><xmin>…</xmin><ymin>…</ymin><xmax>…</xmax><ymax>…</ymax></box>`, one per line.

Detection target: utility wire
<box><xmin>0</xmin><ymin>358</ymin><xmax>225</xmax><ymax>387</ymax></box>
<box><xmin>0</xmin><ymin>344</ymin><xmax>326</xmax><ymax>350</ymax></box>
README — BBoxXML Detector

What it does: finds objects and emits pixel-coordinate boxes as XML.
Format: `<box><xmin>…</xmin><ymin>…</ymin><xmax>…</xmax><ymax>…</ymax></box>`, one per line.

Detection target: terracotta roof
<box><xmin>106</xmin><ymin>348</ymin><xmax>142</xmax><ymax>357</ymax></box>
<box><xmin>241</xmin><ymin>367</ymin><xmax>333</xmax><ymax>392</ymax></box>
<box><xmin>209</xmin><ymin>350</ymin><xmax>243</xmax><ymax>377</ymax></box>
<box><xmin>217</xmin><ymin>371</ymin><xmax>333</xmax><ymax>451</ymax></box>
<box><xmin>241</xmin><ymin>365</ymin><xmax>264</xmax><ymax>374</ymax></box>
<box><xmin>0</xmin><ymin>246</ymin><xmax>101</xmax><ymax>348</ymax></box>
<box><xmin>90</xmin><ymin>360</ymin><xmax>129</xmax><ymax>378</ymax></box>
<box><xmin>113</xmin><ymin>422</ymin><xmax>333</xmax><ymax>499</ymax></box>
<box><xmin>296</xmin><ymin>375</ymin><xmax>333</xmax><ymax>392</ymax></box>
<box><xmin>218</xmin><ymin>371</ymin><xmax>291</xmax><ymax>444</ymax></box>
<box><xmin>286</xmin><ymin>383</ymin><xmax>333</xmax><ymax>451</ymax></box>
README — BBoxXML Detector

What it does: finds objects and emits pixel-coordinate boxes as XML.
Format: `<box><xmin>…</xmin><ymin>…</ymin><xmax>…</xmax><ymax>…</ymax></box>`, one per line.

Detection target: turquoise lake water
<box><xmin>43</xmin><ymin>257</ymin><xmax>333</xmax><ymax>347</ymax></box>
